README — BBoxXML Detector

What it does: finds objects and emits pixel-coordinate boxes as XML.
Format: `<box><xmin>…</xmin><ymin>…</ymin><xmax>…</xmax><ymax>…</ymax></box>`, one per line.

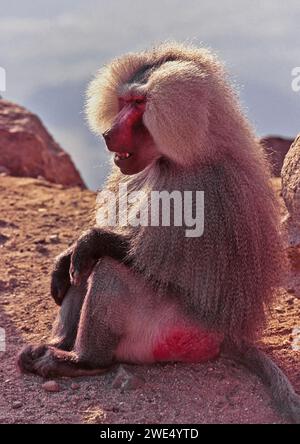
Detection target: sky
<box><xmin>0</xmin><ymin>0</ymin><xmax>299</xmax><ymax>189</ymax></box>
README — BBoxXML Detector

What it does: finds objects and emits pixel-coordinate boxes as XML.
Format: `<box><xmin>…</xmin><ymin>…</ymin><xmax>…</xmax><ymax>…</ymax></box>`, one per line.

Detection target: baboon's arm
<box><xmin>50</xmin><ymin>228</ymin><xmax>130</xmax><ymax>305</ymax></box>
<box><xmin>70</xmin><ymin>228</ymin><xmax>130</xmax><ymax>285</ymax></box>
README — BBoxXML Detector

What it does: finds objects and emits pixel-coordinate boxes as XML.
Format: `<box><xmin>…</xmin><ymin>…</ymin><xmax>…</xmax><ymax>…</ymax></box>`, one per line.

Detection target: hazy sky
<box><xmin>0</xmin><ymin>0</ymin><xmax>299</xmax><ymax>189</ymax></box>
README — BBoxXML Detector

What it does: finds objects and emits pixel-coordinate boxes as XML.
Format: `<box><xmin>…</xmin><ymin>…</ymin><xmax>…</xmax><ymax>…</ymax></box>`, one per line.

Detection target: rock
<box><xmin>12</xmin><ymin>401</ymin><xmax>23</xmax><ymax>409</ymax></box>
<box><xmin>48</xmin><ymin>234</ymin><xmax>60</xmax><ymax>244</ymax></box>
<box><xmin>274</xmin><ymin>306</ymin><xmax>285</xmax><ymax>313</ymax></box>
<box><xmin>33</xmin><ymin>237</ymin><xmax>46</xmax><ymax>245</ymax></box>
<box><xmin>260</xmin><ymin>136</ymin><xmax>294</xmax><ymax>176</ymax></box>
<box><xmin>0</xmin><ymin>220</ymin><xmax>18</xmax><ymax>229</ymax></box>
<box><xmin>42</xmin><ymin>380</ymin><xmax>61</xmax><ymax>392</ymax></box>
<box><xmin>0</xmin><ymin>99</ymin><xmax>85</xmax><ymax>188</ymax></box>
<box><xmin>35</xmin><ymin>245</ymin><xmax>49</xmax><ymax>255</ymax></box>
<box><xmin>0</xmin><ymin>278</ymin><xmax>18</xmax><ymax>292</ymax></box>
<box><xmin>0</xmin><ymin>165</ymin><xmax>10</xmax><ymax>175</ymax></box>
<box><xmin>8</xmin><ymin>278</ymin><xmax>18</xmax><ymax>288</ymax></box>
<box><xmin>71</xmin><ymin>383</ymin><xmax>80</xmax><ymax>391</ymax></box>
<box><xmin>286</xmin><ymin>296</ymin><xmax>294</xmax><ymax>304</ymax></box>
<box><xmin>281</xmin><ymin>134</ymin><xmax>300</xmax><ymax>245</ymax></box>
<box><xmin>0</xmin><ymin>233</ymin><xmax>9</xmax><ymax>246</ymax></box>
<box><xmin>112</xmin><ymin>365</ymin><xmax>145</xmax><ymax>392</ymax></box>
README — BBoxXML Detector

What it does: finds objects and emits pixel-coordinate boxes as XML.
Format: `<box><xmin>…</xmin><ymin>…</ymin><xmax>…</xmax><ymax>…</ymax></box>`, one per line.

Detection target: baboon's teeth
<box><xmin>115</xmin><ymin>152</ymin><xmax>132</xmax><ymax>160</ymax></box>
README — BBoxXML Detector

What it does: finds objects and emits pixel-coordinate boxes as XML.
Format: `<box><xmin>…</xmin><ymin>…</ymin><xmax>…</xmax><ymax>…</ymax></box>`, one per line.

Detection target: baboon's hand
<box><xmin>69</xmin><ymin>228</ymin><xmax>130</xmax><ymax>287</ymax></box>
<box><xmin>69</xmin><ymin>229</ymin><xmax>100</xmax><ymax>286</ymax></box>
<box><xmin>50</xmin><ymin>248</ymin><xmax>72</xmax><ymax>305</ymax></box>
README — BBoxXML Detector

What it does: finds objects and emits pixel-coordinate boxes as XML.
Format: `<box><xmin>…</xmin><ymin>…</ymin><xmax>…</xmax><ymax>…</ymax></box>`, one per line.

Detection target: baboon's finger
<box><xmin>50</xmin><ymin>270</ymin><xmax>71</xmax><ymax>305</ymax></box>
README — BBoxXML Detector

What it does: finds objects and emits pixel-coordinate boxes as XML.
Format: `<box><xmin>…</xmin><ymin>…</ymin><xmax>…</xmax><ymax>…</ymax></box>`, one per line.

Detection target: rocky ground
<box><xmin>0</xmin><ymin>175</ymin><xmax>299</xmax><ymax>424</ymax></box>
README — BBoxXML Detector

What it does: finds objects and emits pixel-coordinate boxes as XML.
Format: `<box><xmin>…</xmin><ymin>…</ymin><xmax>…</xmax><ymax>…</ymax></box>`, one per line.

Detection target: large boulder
<box><xmin>0</xmin><ymin>99</ymin><xmax>85</xmax><ymax>187</ymax></box>
<box><xmin>281</xmin><ymin>134</ymin><xmax>300</xmax><ymax>246</ymax></box>
<box><xmin>260</xmin><ymin>136</ymin><xmax>294</xmax><ymax>176</ymax></box>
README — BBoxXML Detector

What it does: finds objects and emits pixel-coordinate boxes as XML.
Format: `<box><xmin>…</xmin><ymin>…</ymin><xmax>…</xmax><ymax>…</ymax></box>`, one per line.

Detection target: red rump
<box><xmin>153</xmin><ymin>327</ymin><xmax>223</xmax><ymax>363</ymax></box>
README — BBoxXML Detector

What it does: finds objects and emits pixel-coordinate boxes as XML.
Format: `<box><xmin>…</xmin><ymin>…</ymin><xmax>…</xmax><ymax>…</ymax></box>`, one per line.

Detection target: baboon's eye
<box><xmin>118</xmin><ymin>96</ymin><xmax>145</xmax><ymax>110</ymax></box>
<box><xmin>131</xmin><ymin>96</ymin><xmax>146</xmax><ymax>107</ymax></box>
<box><xmin>134</xmin><ymin>98</ymin><xmax>145</xmax><ymax>104</ymax></box>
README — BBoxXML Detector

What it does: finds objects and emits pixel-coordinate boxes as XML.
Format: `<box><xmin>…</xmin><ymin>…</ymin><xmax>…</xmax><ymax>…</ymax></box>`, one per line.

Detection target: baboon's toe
<box><xmin>18</xmin><ymin>344</ymin><xmax>111</xmax><ymax>377</ymax></box>
<box><xmin>17</xmin><ymin>344</ymin><xmax>48</xmax><ymax>374</ymax></box>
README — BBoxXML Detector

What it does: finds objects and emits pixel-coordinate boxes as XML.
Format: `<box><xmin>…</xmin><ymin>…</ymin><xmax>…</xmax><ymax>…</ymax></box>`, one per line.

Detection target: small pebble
<box><xmin>35</xmin><ymin>245</ymin><xmax>49</xmax><ymax>255</ymax></box>
<box><xmin>48</xmin><ymin>234</ymin><xmax>60</xmax><ymax>244</ymax></box>
<box><xmin>274</xmin><ymin>306</ymin><xmax>284</xmax><ymax>313</ymax></box>
<box><xmin>42</xmin><ymin>380</ymin><xmax>60</xmax><ymax>393</ymax></box>
<box><xmin>0</xmin><ymin>234</ymin><xmax>9</xmax><ymax>245</ymax></box>
<box><xmin>34</xmin><ymin>238</ymin><xmax>46</xmax><ymax>245</ymax></box>
<box><xmin>9</xmin><ymin>278</ymin><xmax>18</xmax><ymax>288</ymax></box>
<box><xmin>71</xmin><ymin>383</ymin><xmax>80</xmax><ymax>391</ymax></box>
<box><xmin>286</xmin><ymin>296</ymin><xmax>295</xmax><ymax>304</ymax></box>
<box><xmin>0</xmin><ymin>166</ymin><xmax>10</xmax><ymax>175</ymax></box>
<box><xmin>12</xmin><ymin>401</ymin><xmax>23</xmax><ymax>409</ymax></box>
<box><xmin>112</xmin><ymin>365</ymin><xmax>144</xmax><ymax>391</ymax></box>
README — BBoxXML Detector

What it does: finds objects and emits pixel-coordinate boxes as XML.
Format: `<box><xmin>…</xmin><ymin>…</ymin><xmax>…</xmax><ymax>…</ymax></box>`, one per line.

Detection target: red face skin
<box><xmin>102</xmin><ymin>96</ymin><xmax>160</xmax><ymax>175</ymax></box>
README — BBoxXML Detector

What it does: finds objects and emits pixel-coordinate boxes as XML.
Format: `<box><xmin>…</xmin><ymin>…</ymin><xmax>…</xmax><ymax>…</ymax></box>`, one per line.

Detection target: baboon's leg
<box><xmin>224</xmin><ymin>340</ymin><xmax>300</xmax><ymax>423</ymax></box>
<box><xmin>18</xmin><ymin>257</ymin><xmax>127</xmax><ymax>378</ymax></box>
<box><xmin>48</xmin><ymin>282</ymin><xmax>87</xmax><ymax>351</ymax></box>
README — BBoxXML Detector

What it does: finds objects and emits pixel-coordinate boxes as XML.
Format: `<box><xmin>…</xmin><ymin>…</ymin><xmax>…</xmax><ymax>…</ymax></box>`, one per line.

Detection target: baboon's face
<box><xmin>102</xmin><ymin>94</ymin><xmax>159</xmax><ymax>175</ymax></box>
<box><xmin>102</xmin><ymin>66</ymin><xmax>160</xmax><ymax>175</ymax></box>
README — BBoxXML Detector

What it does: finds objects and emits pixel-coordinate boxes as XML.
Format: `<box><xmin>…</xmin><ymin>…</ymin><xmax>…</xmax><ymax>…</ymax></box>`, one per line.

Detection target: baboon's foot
<box><xmin>17</xmin><ymin>344</ymin><xmax>48</xmax><ymax>374</ymax></box>
<box><xmin>17</xmin><ymin>344</ymin><xmax>109</xmax><ymax>378</ymax></box>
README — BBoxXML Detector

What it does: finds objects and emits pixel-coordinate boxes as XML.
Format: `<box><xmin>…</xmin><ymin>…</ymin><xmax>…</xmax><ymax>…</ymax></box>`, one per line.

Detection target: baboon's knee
<box><xmin>87</xmin><ymin>256</ymin><xmax>131</xmax><ymax>299</ymax></box>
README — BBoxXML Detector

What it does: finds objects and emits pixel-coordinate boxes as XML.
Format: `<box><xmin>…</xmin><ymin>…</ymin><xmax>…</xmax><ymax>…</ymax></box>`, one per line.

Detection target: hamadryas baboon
<box><xmin>18</xmin><ymin>42</ymin><xmax>300</xmax><ymax>422</ymax></box>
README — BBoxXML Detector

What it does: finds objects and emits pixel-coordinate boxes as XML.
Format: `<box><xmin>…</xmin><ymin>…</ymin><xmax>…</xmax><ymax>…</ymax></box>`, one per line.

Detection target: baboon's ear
<box><xmin>143</xmin><ymin>60</ymin><xmax>211</xmax><ymax>166</ymax></box>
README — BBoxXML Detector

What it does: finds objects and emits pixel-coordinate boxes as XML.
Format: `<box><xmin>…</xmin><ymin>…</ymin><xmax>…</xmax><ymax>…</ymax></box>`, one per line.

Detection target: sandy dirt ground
<box><xmin>0</xmin><ymin>175</ymin><xmax>299</xmax><ymax>424</ymax></box>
